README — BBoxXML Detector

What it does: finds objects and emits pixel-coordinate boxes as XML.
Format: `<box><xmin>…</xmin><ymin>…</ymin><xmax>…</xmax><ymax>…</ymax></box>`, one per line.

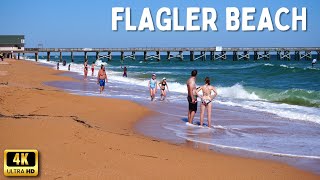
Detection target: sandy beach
<box><xmin>0</xmin><ymin>58</ymin><xmax>319</xmax><ymax>180</ymax></box>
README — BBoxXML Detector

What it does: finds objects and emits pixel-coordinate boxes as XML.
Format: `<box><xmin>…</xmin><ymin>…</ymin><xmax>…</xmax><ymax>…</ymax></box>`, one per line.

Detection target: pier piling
<box><xmin>178</xmin><ymin>51</ymin><xmax>183</xmax><ymax>61</ymax></box>
<box><xmin>132</xmin><ymin>51</ymin><xmax>136</xmax><ymax>60</ymax></box>
<box><xmin>166</xmin><ymin>51</ymin><xmax>170</xmax><ymax>60</ymax></box>
<box><xmin>96</xmin><ymin>52</ymin><xmax>99</xmax><ymax>61</ymax></box>
<box><xmin>144</xmin><ymin>51</ymin><xmax>147</xmax><ymax>61</ymax></box>
<box><xmin>254</xmin><ymin>51</ymin><xmax>258</xmax><ymax>60</ymax></box>
<box><xmin>305</xmin><ymin>51</ymin><xmax>311</xmax><ymax>61</ymax></box>
<box><xmin>190</xmin><ymin>51</ymin><xmax>194</xmax><ymax>61</ymax></box>
<box><xmin>120</xmin><ymin>51</ymin><xmax>124</xmax><ymax>60</ymax></box>
<box><xmin>199</xmin><ymin>51</ymin><xmax>206</xmax><ymax>61</ymax></box>
<box><xmin>210</xmin><ymin>51</ymin><xmax>214</xmax><ymax>61</ymax></box>
<box><xmin>295</xmin><ymin>51</ymin><xmax>299</xmax><ymax>61</ymax></box>
<box><xmin>107</xmin><ymin>51</ymin><xmax>112</xmax><ymax>61</ymax></box>
<box><xmin>277</xmin><ymin>51</ymin><xmax>281</xmax><ymax>60</ymax></box>
<box><xmin>221</xmin><ymin>51</ymin><xmax>227</xmax><ymax>60</ymax></box>
<box><xmin>264</xmin><ymin>51</ymin><xmax>268</xmax><ymax>60</ymax></box>
<box><xmin>244</xmin><ymin>51</ymin><xmax>249</xmax><ymax>60</ymax></box>
<box><xmin>156</xmin><ymin>51</ymin><xmax>160</xmax><ymax>61</ymax></box>
<box><xmin>233</xmin><ymin>51</ymin><xmax>237</xmax><ymax>61</ymax></box>
<box><xmin>282</xmin><ymin>51</ymin><xmax>290</xmax><ymax>61</ymax></box>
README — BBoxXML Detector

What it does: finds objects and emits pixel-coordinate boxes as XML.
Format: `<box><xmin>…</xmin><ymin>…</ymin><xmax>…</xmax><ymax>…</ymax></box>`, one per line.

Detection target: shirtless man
<box><xmin>186</xmin><ymin>70</ymin><xmax>198</xmax><ymax>124</ymax></box>
<box><xmin>97</xmin><ymin>65</ymin><xmax>108</xmax><ymax>93</ymax></box>
<box><xmin>196</xmin><ymin>77</ymin><xmax>218</xmax><ymax>128</ymax></box>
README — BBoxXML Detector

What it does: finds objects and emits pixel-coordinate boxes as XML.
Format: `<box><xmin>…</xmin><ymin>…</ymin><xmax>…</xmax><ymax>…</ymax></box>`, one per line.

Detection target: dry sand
<box><xmin>0</xmin><ymin>58</ymin><xmax>319</xmax><ymax>180</ymax></box>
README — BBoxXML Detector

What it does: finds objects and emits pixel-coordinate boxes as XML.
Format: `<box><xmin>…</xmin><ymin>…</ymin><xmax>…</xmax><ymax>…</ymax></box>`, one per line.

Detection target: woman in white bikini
<box><xmin>196</xmin><ymin>77</ymin><xmax>218</xmax><ymax>128</ymax></box>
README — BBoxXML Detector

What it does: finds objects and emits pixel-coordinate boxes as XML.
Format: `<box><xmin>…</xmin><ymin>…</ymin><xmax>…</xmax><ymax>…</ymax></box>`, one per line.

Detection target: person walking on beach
<box><xmin>84</xmin><ymin>60</ymin><xmax>88</xmax><ymax>80</ymax></box>
<box><xmin>159</xmin><ymin>77</ymin><xmax>169</xmax><ymax>101</ymax></box>
<box><xmin>91</xmin><ymin>62</ymin><xmax>95</xmax><ymax>76</ymax></box>
<box><xmin>187</xmin><ymin>70</ymin><xmax>198</xmax><ymax>124</ymax></box>
<box><xmin>57</xmin><ymin>62</ymin><xmax>59</xmax><ymax>70</ymax></box>
<box><xmin>97</xmin><ymin>64</ymin><xmax>108</xmax><ymax>93</ymax></box>
<box><xmin>68</xmin><ymin>64</ymin><xmax>71</xmax><ymax>71</ymax></box>
<box><xmin>312</xmin><ymin>59</ymin><xmax>317</xmax><ymax>68</ymax></box>
<box><xmin>196</xmin><ymin>77</ymin><xmax>218</xmax><ymax>128</ymax></box>
<box><xmin>121</xmin><ymin>66</ymin><xmax>128</xmax><ymax>77</ymax></box>
<box><xmin>148</xmin><ymin>74</ymin><xmax>158</xmax><ymax>101</ymax></box>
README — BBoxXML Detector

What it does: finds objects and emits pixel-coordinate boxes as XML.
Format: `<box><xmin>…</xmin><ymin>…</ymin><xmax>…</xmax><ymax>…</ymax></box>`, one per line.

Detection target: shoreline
<box><xmin>0</xmin><ymin>58</ymin><xmax>319</xmax><ymax>179</ymax></box>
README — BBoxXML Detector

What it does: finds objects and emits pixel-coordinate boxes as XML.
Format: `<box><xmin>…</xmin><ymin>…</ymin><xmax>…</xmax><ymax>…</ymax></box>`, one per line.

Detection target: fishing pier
<box><xmin>3</xmin><ymin>47</ymin><xmax>320</xmax><ymax>62</ymax></box>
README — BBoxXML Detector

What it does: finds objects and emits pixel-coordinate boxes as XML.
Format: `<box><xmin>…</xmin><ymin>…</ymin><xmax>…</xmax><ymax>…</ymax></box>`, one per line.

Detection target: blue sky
<box><xmin>1</xmin><ymin>0</ymin><xmax>319</xmax><ymax>48</ymax></box>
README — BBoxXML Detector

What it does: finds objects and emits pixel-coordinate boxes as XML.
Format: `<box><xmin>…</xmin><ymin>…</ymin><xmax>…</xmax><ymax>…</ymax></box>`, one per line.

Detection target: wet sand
<box><xmin>0</xmin><ymin>58</ymin><xmax>319</xmax><ymax>179</ymax></box>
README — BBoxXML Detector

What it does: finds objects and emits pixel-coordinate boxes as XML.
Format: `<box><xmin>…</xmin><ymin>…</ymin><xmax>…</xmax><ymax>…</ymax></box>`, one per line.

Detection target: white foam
<box><xmin>216</xmin><ymin>100</ymin><xmax>320</xmax><ymax>124</ymax></box>
<box><xmin>264</xmin><ymin>63</ymin><xmax>274</xmax><ymax>66</ymax></box>
<box><xmin>280</xmin><ymin>64</ymin><xmax>295</xmax><ymax>69</ymax></box>
<box><xmin>218</xmin><ymin>83</ymin><xmax>261</xmax><ymax>100</ymax></box>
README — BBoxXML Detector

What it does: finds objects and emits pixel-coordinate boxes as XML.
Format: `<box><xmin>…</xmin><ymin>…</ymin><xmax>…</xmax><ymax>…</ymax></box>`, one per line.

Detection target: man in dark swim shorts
<box><xmin>186</xmin><ymin>70</ymin><xmax>198</xmax><ymax>124</ymax></box>
<box><xmin>187</xmin><ymin>95</ymin><xmax>198</xmax><ymax>112</ymax></box>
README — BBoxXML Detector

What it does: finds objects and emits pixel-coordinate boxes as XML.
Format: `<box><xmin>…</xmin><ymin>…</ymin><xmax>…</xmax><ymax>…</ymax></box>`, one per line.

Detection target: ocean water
<box><xmin>23</xmin><ymin>54</ymin><xmax>320</xmax><ymax>173</ymax></box>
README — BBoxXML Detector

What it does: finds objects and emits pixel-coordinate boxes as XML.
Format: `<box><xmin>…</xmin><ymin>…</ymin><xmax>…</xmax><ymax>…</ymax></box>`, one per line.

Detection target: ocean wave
<box><xmin>255</xmin><ymin>88</ymin><xmax>320</xmax><ymax>108</ymax></box>
<box><xmin>24</xmin><ymin>58</ymin><xmax>320</xmax><ymax>123</ymax></box>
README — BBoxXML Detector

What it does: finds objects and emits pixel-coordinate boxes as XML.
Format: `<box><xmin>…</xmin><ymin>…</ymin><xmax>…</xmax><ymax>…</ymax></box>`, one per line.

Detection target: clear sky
<box><xmin>1</xmin><ymin>0</ymin><xmax>319</xmax><ymax>48</ymax></box>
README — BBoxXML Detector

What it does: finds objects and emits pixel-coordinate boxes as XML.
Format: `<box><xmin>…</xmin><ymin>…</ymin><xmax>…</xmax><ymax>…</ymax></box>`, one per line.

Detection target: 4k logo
<box><xmin>4</xmin><ymin>150</ymin><xmax>38</xmax><ymax>176</ymax></box>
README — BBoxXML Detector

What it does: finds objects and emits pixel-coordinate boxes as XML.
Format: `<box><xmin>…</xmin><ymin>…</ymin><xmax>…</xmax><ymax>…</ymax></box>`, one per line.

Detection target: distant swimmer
<box><xmin>187</xmin><ymin>70</ymin><xmax>198</xmax><ymax>124</ymax></box>
<box><xmin>68</xmin><ymin>64</ymin><xmax>71</xmax><ymax>71</ymax></box>
<box><xmin>159</xmin><ymin>77</ymin><xmax>169</xmax><ymax>101</ymax></box>
<box><xmin>57</xmin><ymin>62</ymin><xmax>59</xmax><ymax>70</ymax></box>
<box><xmin>84</xmin><ymin>60</ymin><xmax>88</xmax><ymax>80</ymax></box>
<box><xmin>121</xmin><ymin>66</ymin><xmax>128</xmax><ymax>77</ymax></box>
<box><xmin>312</xmin><ymin>59</ymin><xmax>317</xmax><ymax>68</ymax></box>
<box><xmin>91</xmin><ymin>62</ymin><xmax>95</xmax><ymax>76</ymax></box>
<box><xmin>196</xmin><ymin>77</ymin><xmax>218</xmax><ymax>128</ymax></box>
<box><xmin>97</xmin><ymin>64</ymin><xmax>108</xmax><ymax>93</ymax></box>
<box><xmin>148</xmin><ymin>74</ymin><xmax>158</xmax><ymax>101</ymax></box>
<box><xmin>63</xmin><ymin>60</ymin><xmax>67</xmax><ymax>66</ymax></box>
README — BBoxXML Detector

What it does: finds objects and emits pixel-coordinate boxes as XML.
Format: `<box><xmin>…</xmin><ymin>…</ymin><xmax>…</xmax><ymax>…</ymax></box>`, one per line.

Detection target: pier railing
<box><xmin>2</xmin><ymin>47</ymin><xmax>320</xmax><ymax>62</ymax></box>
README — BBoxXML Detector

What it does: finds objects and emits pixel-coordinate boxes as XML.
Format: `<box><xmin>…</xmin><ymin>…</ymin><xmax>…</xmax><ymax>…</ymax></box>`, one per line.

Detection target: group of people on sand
<box><xmin>84</xmin><ymin>62</ymin><xmax>217</xmax><ymax>127</ymax></box>
<box><xmin>187</xmin><ymin>70</ymin><xmax>218</xmax><ymax>128</ymax></box>
<box><xmin>147</xmin><ymin>69</ymin><xmax>219</xmax><ymax>128</ymax></box>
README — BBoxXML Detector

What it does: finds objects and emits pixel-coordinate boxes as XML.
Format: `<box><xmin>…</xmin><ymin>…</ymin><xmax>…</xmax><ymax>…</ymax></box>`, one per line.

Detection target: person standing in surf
<box><xmin>91</xmin><ymin>62</ymin><xmax>95</xmax><ymax>76</ymax></box>
<box><xmin>148</xmin><ymin>74</ymin><xmax>158</xmax><ymax>101</ymax></box>
<box><xmin>312</xmin><ymin>59</ymin><xmax>317</xmax><ymax>68</ymax></box>
<box><xmin>84</xmin><ymin>60</ymin><xmax>88</xmax><ymax>80</ymax></box>
<box><xmin>196</xmin><ymin>77</ymin><xmax>218</xmax><ymax>128</ymax></box>
<box><xmin>187</xmin><ymin>70</ymin><xmax>198</xmax><ymax>124</ymax></box>
<box><xmin>121</xmin><ymin>66</ymin><xmax>128</xmax><ymax>77</ymax></box>
<box><xmin>97</xmin><ymin>64</ymin><xmax>108</xmax><ymax>94</ymax></box>
<box><xmin>159</xmin><ymin>77</ymin><xmax>169</xmax><ymax>101</ymax></box>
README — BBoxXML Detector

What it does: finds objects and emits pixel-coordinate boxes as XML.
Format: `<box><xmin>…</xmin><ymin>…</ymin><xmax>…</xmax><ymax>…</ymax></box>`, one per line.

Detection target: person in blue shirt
<box><xmin>148</xmin><ymin>74</ymin><xmax>158</xmax><ymax>101</ymax></box>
